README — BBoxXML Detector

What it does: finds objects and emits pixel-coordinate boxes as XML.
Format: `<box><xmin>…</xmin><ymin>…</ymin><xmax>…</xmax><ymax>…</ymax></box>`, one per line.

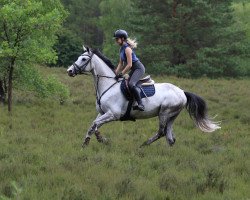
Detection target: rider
<box><xmin>114</xmin><ymin>29</ymin><xmax>145</xmax><ymax>111</ymax></box>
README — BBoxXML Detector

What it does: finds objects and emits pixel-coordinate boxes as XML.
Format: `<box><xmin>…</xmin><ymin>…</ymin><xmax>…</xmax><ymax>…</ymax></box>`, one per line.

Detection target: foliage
<box><xmin>53</xmin><ymin>0</ymin><xmax>104</xmax><ymax>67</ymax></box>
<box><xmin>15</xmin><ymin>65</ymin><xmax>69</xmax><ymax>102</ymax></box>
<box><xmin>0</xmin><ymin>0</ymin><xmax>67</xmax><ymax>111</ymax></box>
<box><xmin>99</xmin><ymin>0</ymin><xmax>136</xmax><ymax>64</ymax></box>
<box><xmin>233</xmin><ymin>1</ymin><xmax>250</xmax><ymax>39</ymax></box>
<box><xmin>132</xmin><ymin>0</ymin><xmax>249</xmax><ymax>77</ymax></box>
<box><xmin>52</xmin><ymin>28</ymin><xmax>83</xmax><ymax>67</ymax></box>
<box><xmin>231</xmin><ymin>2</ymin><xmax>250</xmax><ymax>76</ymax></box>
<box><xmin>0</xmin><ymin>0</ymin><xmax>66</xmax><ymax>64</ymax></box>
<box><xmin>0</xmin><ymin>67</ymin><xmax>249</xmax><ymax>199</ymax></box>
<box><xmin>130</xmin><ymin>0</ymin><xmax>173</xmax><ymax>73</ymax></box>
<box><xmin>61</xmin><ymin>0</ymin><xmax>103</xmax><ymax>49</ymax></box>
<box><xmin>58</xmin><ymin>0</ymin><xmax>250</xmax><ymax>77</ymax></box>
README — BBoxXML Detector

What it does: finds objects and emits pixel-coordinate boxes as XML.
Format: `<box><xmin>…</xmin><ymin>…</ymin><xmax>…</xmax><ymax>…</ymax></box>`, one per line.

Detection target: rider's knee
<box><xmin>128</xmin><ymin>81</ymin><xmax>136</xmax><ymax>89</ymax></box>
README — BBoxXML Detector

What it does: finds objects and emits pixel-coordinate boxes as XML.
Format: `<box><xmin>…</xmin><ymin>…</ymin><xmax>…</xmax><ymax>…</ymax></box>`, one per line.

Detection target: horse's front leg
<box><xmin>94</xmin><ymin>129</ymin><xmax>110</xmax><ymax>144</ymax></box>
<box><xmin>83</xmin><ymin>111</ymin><xmax>116</xmax><ymax>147</ymax></box>
<box><xmin>82</xmin><ymin>113</ymin><xmax>101</xmax><ymax>146</ymax></box>
<box><xmin>85</xmin><ymin>113</ymin><xmax>108</xmax><ymax>143</ymax></box>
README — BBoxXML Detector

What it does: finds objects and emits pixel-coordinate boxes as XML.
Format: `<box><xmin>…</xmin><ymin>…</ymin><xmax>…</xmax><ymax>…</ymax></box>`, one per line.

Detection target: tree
<box><xmin>61</xmin><ymin>0</ymin><xmax>103</xmax><ymax>49</ymax></box>
<box><xmin>178</xmin><ymin>0</ymin><xmax>248</xmax><ymax>77</ymax></box>
<box><xmin>99</xmin><ymin>0</ymin><xmax>136</xmax><ymax>64</ymax></box>
<box><xmin>131</xmin><ymin>0</ymin><xmax>173</xmax><ymax>74</ymax></box>
<box><xmin>52</xmin><ymin>28</ymin><xmax>82</xmax><ymax>67</ymax></box>
<box><xmin>51</xmin><ymin>0</ymin><xmax>103</xmax><ymax>67</ymax></box>
<box><xmin>132</xmin><ymin>0</ymin><xmax>248</xmax><ymax>77</ymax></box>
<box><xmin>0</xmin><ymin>0</ymin><xmax>67</xmax><ymax>112</ymax></box>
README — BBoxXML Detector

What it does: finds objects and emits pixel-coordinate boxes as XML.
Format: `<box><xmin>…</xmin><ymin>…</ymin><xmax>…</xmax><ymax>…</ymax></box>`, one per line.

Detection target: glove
<box><xmin>115</xmin><ymin>73</ymin><xmax>123</xmax><ymax>80</ymax></box>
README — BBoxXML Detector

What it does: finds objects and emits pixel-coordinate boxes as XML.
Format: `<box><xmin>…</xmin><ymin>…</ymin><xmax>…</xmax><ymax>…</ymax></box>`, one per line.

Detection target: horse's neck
<box><xmin>92</xmin><ymin>55</ymin><xmax>117</xmax><ymax>96</ymax></box>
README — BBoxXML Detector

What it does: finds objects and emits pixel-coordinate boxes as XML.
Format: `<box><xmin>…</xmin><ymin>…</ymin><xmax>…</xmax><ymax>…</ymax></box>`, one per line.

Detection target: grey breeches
<box><xmin>128</xmin><ymin>61</ymin><xmax>145</xmax><ymax>89</ymax></box>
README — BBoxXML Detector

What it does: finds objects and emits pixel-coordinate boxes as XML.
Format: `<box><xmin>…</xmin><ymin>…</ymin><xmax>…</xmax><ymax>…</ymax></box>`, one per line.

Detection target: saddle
<box><xmin>137</xmin><ymin>75</ymin><xmax>155</xmax><ymax>86</ymax></box>
<box><xmin>121</xmin><ymin>75</ymin><xmax>155</xmax><ymax>101</ymax></box>
<box><xmin>120</xmin><ymin>75</ymin><xmax>156</xmax><ymax>121</ymax></box>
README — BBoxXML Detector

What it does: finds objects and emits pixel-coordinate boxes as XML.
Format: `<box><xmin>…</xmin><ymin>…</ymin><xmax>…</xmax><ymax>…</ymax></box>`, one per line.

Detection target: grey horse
<box><xmin>67</xmin><ymin>47</ymin><xmax>220</xmax><ymax>147</ymax></box>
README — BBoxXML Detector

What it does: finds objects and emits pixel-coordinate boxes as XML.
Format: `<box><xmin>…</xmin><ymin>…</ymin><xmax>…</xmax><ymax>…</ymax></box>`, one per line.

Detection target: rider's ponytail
<box><xmin>127</xmin><ymin>38</ymin><xmax>138</xmax><ymax>49</ymax></box>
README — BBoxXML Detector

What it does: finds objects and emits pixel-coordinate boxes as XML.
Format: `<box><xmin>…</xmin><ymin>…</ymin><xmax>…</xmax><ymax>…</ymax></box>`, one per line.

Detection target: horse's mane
<box><xmin>92</xmin><ymin>49</ymin><xmax>116</xmax><ymax>71</ymax></box>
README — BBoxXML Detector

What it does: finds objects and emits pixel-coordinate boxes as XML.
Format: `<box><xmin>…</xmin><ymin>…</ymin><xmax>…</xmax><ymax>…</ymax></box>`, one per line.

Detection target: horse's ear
<box><xmin>86</xmin><ymin>46</ymin><xmax>90</xmax><ymax>53</ymax></box>
<box><xmin>83</xmin><ymin>45</ymin><xmax>87</xmax><ymax>52</ymax></box>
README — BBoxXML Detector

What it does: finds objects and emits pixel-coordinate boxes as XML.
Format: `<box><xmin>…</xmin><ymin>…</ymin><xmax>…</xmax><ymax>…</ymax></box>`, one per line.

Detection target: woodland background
<box><xmin>56</xmin><ymin>0</ymin><xmax>250</xmax><ymax>77</ymax></box>
<box><xmin>0</xmin><ymin>1</ymin><xmax>249</xmax><ymax>199</ymax></box>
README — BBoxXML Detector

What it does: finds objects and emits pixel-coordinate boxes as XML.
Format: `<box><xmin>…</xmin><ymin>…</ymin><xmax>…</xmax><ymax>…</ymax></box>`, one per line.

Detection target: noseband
<box><xmin>73</xmin><ymin>53</ymin><xmax>93</xmax><ymax>74</ymax></box>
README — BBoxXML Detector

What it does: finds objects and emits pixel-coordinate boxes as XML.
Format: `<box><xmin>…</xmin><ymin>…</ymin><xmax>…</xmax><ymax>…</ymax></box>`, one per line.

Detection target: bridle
<box><xmin>73</xmin><ymin>53</ymin><xmax>94</xmax><ymax>75</ymax></box>
<box><xmin>72</xmin><ymin>51</ymin><xmax>122</xmax><ymax>114</ymax></box>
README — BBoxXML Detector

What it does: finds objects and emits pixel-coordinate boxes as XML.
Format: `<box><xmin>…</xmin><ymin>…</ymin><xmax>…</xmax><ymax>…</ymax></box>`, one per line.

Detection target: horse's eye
<box><xmin>82</xmin><ymin>58</ymin><xmax>86</xmax><ymax>61</ymax></box>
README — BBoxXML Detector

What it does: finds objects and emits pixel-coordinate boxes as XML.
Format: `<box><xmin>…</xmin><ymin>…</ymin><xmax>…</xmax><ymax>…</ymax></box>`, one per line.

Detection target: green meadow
<box><xmin>0</xmin><ymin>67</ymin><xmax>249</xmax><ymax>200</ymax></box>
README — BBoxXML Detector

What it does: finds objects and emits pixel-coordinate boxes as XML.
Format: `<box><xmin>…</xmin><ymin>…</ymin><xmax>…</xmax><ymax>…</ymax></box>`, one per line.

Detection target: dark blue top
<box><xmin>120</xmin><ymin>43</ymin><xmax>139</xmax><ymax>64</ymax></box>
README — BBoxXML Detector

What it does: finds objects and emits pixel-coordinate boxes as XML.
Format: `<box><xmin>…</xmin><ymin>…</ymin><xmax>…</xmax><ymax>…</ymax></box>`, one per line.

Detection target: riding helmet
<box><xmin>114</xmin><ymin>29</ymin><xmax>128</xmax><ymax>39</ymax></box>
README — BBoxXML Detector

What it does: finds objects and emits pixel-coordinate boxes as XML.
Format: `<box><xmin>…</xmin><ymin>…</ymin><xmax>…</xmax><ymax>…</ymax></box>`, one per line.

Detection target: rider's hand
<box><xmin>115</xmin><ymin>73</ymin><xmax>123</xmax><ymax>80</ymax></box>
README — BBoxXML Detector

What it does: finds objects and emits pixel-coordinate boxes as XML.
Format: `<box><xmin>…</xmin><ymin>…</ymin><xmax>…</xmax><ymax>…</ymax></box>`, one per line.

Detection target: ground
<box><xmin>0</xmin><ymin>67</ymin><xmax>249</xmax><ymax>200</ymax></box>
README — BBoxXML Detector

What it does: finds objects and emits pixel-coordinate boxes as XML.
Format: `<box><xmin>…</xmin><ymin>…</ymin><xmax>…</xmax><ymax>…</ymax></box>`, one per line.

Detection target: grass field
<box><xmin>0</xmin><ymin>67</ymin><xmax>249</xmax><ymax>200</ymax></box>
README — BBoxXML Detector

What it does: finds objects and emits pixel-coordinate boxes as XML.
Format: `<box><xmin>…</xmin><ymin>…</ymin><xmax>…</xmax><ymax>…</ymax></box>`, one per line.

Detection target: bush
<box><xmin>15</xmin><ymin>65</ymin><xmax>69</xmax><ymax>103</ymax></box>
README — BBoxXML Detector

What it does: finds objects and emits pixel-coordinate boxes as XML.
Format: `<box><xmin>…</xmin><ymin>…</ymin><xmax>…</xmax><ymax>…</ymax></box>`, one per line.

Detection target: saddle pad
<box><xmin>140</xmin><ymin>85</ymin><xmax>155</xmax><ymax>98</ymax></box>
<box><xmin>120</xmin><ymin>79</ymin><xmax>155</xmax><ymax>100</ymax></box>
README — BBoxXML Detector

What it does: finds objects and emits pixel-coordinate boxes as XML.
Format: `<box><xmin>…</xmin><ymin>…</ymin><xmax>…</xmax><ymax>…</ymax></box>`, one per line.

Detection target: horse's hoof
<box><xmin>95</xmin><ymin>131</ymin><xmax>109</xmax><ymax>144</ymax></box>
<box><xmin>140</xmin><ymin>141</ymin><xmax>149</xmax><ymax>148</ymax></box>
<box><xmin>82</xmin><ymin>137</ymin><xmax>90</xmax><ymax>148</ymax></box>
<box><xmin>96</xmin><ymin>136</ymin><xmax>106</xmax><ymax>143</ymax></box>
<box><xmin>97</xmin><ymin>137</ymin><xmax>110</xmax><ymax>145</ymax></box>
<box><xmin>168</xmin><ymin>138</ymin><xmax>176</xmax><ymax>146</ymax></box>
<box><xmin>100</xmin><ymin>137</ymin><xmax>110</xmax><ymax>145</ymax></box>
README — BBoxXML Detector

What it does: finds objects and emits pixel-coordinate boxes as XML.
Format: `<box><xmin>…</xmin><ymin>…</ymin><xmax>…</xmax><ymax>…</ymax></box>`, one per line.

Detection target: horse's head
<box><xmin>67</xmin><ymin>46</ymin><xmax>93</xmax><ymax>77</ymax></box>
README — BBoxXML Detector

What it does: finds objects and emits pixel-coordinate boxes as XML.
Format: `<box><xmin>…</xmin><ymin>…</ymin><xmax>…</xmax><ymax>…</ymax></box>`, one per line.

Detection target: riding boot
<box><xmin>132</xmin><ymin>86</ymin><xmax>145</xmax><ymax>111</ymax></box>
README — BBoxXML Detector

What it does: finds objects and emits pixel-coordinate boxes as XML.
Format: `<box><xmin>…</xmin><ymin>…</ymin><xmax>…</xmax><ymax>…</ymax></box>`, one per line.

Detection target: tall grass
<box><xmin>0</xmin><ymin>67</ymin><xmax>249</xmax><ymax>199</ymax></box>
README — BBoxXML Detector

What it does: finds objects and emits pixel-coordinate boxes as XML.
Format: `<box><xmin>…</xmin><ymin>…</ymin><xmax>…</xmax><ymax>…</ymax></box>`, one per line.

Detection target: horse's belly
<box><xmin>130</xmin><ymin>95</ymin><xmax>162</xmax><ymax>119</ymax></box>
<box><xmin>132</xmin><ymin>112</ymin><xmax>159</xmax><ymax>119</ymax></box>
<box><xmin>131</xmin><ymin>105</ymin><xmax>160</xmax><ymax>119</ymax></box>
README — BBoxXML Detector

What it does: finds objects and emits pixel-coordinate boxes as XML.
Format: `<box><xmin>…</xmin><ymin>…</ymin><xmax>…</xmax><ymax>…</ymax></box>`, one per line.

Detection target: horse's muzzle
<box><xmin>67</xmin><ymin>69</ymin><xmax>75</xmax><ymax>77</ymax></box>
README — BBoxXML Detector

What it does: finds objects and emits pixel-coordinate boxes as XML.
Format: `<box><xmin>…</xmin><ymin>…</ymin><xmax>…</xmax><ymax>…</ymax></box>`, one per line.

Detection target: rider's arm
<box><xmin>121</xmin><ymin>47</ymin><xmax>132</xmax><ymax>75</ymax></box>
<box><xmin>115</xmin><ymin>57</ymin><xmax>123</xmax><ymax>75</ymax></box>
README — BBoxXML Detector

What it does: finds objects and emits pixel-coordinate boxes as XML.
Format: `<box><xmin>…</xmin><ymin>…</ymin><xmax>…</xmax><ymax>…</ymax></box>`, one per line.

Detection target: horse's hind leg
<box><xmin>140</xmin><ymin>132</ymin><xmax>164</xmax><ymax>147</ymax></box>
<box><xmin>140</xmin><ymin>111</ymin><xmax>168</xmax><ymax>147</ymax></box>
<box><xmin>165</xmin><ymin>113</ymin><xmax>179</xmax><ymax>146</ymax></box>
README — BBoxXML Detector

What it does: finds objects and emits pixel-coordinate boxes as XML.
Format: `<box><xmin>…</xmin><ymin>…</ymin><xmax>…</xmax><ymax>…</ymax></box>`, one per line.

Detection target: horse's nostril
<box><xmin>68</xmin><ymin>70</ymin><xmax>73</xmax><ymax>75</ymax></box>
<box><xmin>67</xmin><ymin>70</ymin><xmax>73</xmax><ymax>76</ymax></box>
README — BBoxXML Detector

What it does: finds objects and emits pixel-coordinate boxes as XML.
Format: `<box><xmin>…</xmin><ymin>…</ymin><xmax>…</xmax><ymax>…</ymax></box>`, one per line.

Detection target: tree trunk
<box><xmin>172</xmin><ymin>0</ymin><xmax>178</xmax><ymax>18</ymax></box>
<box><xmin>4</xmin><ymin>77</ymin><xmax>7</xmax><ymax>92</ymax></box>
<box><xmin>171</xmin><ymin>0</ymin><xmax>186</xmax><ymax>65</ymax></box>
<box><xmin>172</xmin><ymin>0</ymin><xmax>180</xmax><ymax>65</ymax></box>
<box><xmin>7</xmin><ymin>62</ymin><xmax>14</xmax><ymax>112</ymax></box>
<box><xmin>0</xmin><ymin>79</ymin><xmax>5</xmax><ymax>104</ymax></box>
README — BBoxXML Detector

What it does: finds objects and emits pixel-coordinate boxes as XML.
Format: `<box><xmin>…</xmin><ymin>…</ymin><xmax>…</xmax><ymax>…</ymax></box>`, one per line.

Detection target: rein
<box><xmin>95</xmin><ymin>74</ymin><xmax>122</xmax><ymax>114</ymax></box>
